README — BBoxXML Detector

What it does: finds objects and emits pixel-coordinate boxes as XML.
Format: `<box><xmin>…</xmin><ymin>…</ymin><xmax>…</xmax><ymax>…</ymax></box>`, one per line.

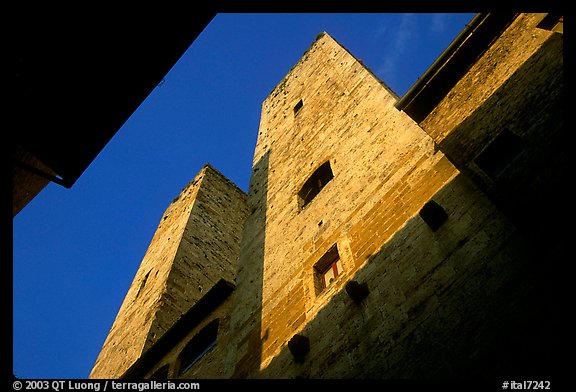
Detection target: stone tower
<box><xmin>89</xmin><ymin>164</ymin><xmax>248</xmax><ymax>378</ymax></box>
<box><xmin>226</xmin><ymin>20</ymin><xmax>561</xmax><ymax>378</ymax></box>
<box><xmin>90</xmin><ymin>13</ymin><xmax>562</xmax><ymax>379</ymax></box>
<box><xmin>225</xmin><ymin>30</ymin><xmax>528</xmax><ymax>378</ymax></box>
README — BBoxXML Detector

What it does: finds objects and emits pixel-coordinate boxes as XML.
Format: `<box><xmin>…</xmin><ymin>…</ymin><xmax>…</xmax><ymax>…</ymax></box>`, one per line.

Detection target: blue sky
<box><xmin>12</xmin><ymin>13</ymin><xmax>475</xmax><ymax>379</ymax></box>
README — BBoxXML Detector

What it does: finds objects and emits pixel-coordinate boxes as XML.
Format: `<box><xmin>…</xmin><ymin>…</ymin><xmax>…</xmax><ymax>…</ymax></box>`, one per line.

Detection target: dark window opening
<box><xmin>313</xmin><ymin>245</ymin><xmax>343</xmax><ymax>295</ymax></box>
<box><xmin>294</xmin><ymin>99</ymin><xmax>304</xmax><ymax>116</ymax></box>
<box><xmin>178</xmin><ymin>318</ymin><xmax>219</xmax><ymax>375</ymax></box>
<box><xmin>419</xmin><ymin>200</ymin><xmax>448</xmax><ymax>231</ymax></box>
<box><xmin>149</xmin><ymin>365</ymin><xmax>169</xmax><ymax>380</ymax></box>
<box><xmin>474</xmin><ymin>130</ymin><xmax>524</xmax><ymax>179</ymax></box>
<box><xmin>298</xmin><ymin>161</ymin><xmax>334</xmax><ymax>209</ymax></box>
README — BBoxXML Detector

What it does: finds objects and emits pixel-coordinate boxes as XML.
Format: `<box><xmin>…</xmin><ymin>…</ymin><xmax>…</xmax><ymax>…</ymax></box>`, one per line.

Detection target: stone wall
<box><xmin>142</xmin><ymin>293</ymin><xmax>236</xmax><ymax>379</ymax></box>
<box><xmin>226</xmin><ymin>24</ymin><xmax>559</xmax><ymax>378</ymax></box>
<box><xmin>259</xmin><ymin>174</ymin><xmax>538</xmax><ymax>378</ymax></box>
<box><xmin>420</xmin><ymin>13</ymin><xmax>563</xmax><ymax>248</ymax></box>
<box><xmin>223</xmin><ymin>31</ymin><xmax>512</xmax><ymax>378</ymax></box>
<box><xmin>91</xmin><ymin>13</ymin><xmax>562</xmax><ymax>380</ymax></box>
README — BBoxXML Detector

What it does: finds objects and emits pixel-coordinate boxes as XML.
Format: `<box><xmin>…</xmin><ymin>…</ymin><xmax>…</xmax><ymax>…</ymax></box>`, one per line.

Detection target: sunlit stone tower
<box><xmin>89</xmin><ymin>164</ymin><xmax>248</xmax><ymax>378</ymax></box>
<box><xmin>91</xmin><ymin>13</ymin><xmax>562</xmax><ymax>379</ymax></box>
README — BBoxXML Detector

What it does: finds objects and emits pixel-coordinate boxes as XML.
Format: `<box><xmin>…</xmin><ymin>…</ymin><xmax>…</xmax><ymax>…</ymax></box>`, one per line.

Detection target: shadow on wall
<box><xmin>228</xmin><ymin>150</ymin><xmax>270</xmax><ymax>378</ymax></box>
<box><xmin>257</xmin><ymin>173</ymin><xmax>559</xmax><ymax>379</ymax></box>
<box><xmin>433</xmin><ymin>37</ymin><xmax>564</xmax><ymax>364</ymax></box>
<box><xmin>436</xmin><ymin>33</ymin><xmax>564</xmax><ymax>248</ymax></box>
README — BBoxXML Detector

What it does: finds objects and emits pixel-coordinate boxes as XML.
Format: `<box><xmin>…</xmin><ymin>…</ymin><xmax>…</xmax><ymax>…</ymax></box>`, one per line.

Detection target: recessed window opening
<box><xmin>298</xmin><ymin>161</ymin><xmax>334</xmax><ymax>209</ymax></box>
<box><xmin>314</xmin><ymin>244</ymin><xmax>343</xmax><ymax>295</ymax></box>
<box><xmin>178</xmin><ymin>318</ymin><xmax>219</xmax><ymax>375</ymax></box>
<box><xmin>294</xmin><ymin>99</ymin><xmax>304</xmax><ymax>116</ymax></box>
<box><xmin>474</xmin><ymin>130</ymin><xmax>525</xmax><ymax>179</ymax></box>
<box><xmin>419</xmin><ymin>200</ymin><xmax>448</xmax><ymax>231</ymax></box>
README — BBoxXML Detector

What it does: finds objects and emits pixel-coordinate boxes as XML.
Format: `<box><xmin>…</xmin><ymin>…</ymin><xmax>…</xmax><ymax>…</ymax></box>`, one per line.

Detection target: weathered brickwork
<box><xmin>90</xmin><ymin>13</ymin><xmax>562</xmax><ymax>380</ymax></box>
<box><xmin>258</xmin><ymin>173</ymin><xmax>537</xmax><ymax>378</ymax></box>
<box><xmin>420</xmin><ymin>13</ymin><xmax>563</xmax><ymax>246</ymax></box>
<box><xmin>422</xmin><ymin>14</ymin><xmax>559</xmax><ymax>147</ymax></box>
<box><xmin>90</xmin><ymin>164</ymin><xmax>248</xmax><ymax>378</ymax></box>
<box><xmin>224</xmin><ymin>151</ymin><xmax>269</xmax><ymax>379</ymax></box>
<box><xmin>228</xmin><ymin>27</ymin><xmax>557</xmax><ymax>378</ymax></box>
<box><xmin>234</xmin><ymin>32</ymin><xmax>463</xmax><ymax>374</ymax></box>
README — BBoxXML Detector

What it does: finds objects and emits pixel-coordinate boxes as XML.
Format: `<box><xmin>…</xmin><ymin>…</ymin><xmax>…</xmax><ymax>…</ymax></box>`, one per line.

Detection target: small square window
<box><xmin>294</xmin><ymin>99</ymin><xmax>304</xmax><ymax>115</ymax></box>
<box><xmin>419</xmin><ymin>200</ymin><xmax>448</xmax><ymax>231</ymax></box>
<box><xmin>313</xmin><ymin>244</ymin><xmax>343</xmax><ymax>295</ymax></box>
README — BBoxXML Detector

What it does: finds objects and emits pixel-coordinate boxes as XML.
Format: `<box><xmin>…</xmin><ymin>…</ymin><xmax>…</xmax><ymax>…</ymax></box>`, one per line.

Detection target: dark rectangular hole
<box><xmin>419</xmin><ymin>200</ymin><xmax>448</xmax><ymax>231</ymax></box>
<box><xmin>298</xmin><ymin>161</ymin><xmax>334</xmax><ymax>209</ymax></box>
<box><xmin>294</xmin><ymin>99</ymin><xmax>304</xmax><ymax>115</ymax></box>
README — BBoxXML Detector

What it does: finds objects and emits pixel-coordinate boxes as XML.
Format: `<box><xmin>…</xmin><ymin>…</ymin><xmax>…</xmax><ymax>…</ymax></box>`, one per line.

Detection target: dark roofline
<box><xmin>14</xmin><ymin>5</ymin><xmax>216</xmax><ymax>189</ymax></box>
<box><xmin>395</xmin><ymin>13</ymin><xmax>518</xmax><ymax>123</ymax></box>
<box><xmin>121</xmin><ymin>278</ymin><xmax>235</xmax><ymax>379</ymax></box>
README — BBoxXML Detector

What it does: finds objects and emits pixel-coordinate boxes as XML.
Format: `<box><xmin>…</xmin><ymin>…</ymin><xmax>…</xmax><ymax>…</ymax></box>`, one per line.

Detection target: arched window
<box><xmin>178</xmin><ymin>318</ymin><xmax>219</xmax><ymax>375</ymax></box>
<box><xmin>298</xmin><ymin>161</ymin><xmax>334</xmax><ymax>209</ymax></box>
